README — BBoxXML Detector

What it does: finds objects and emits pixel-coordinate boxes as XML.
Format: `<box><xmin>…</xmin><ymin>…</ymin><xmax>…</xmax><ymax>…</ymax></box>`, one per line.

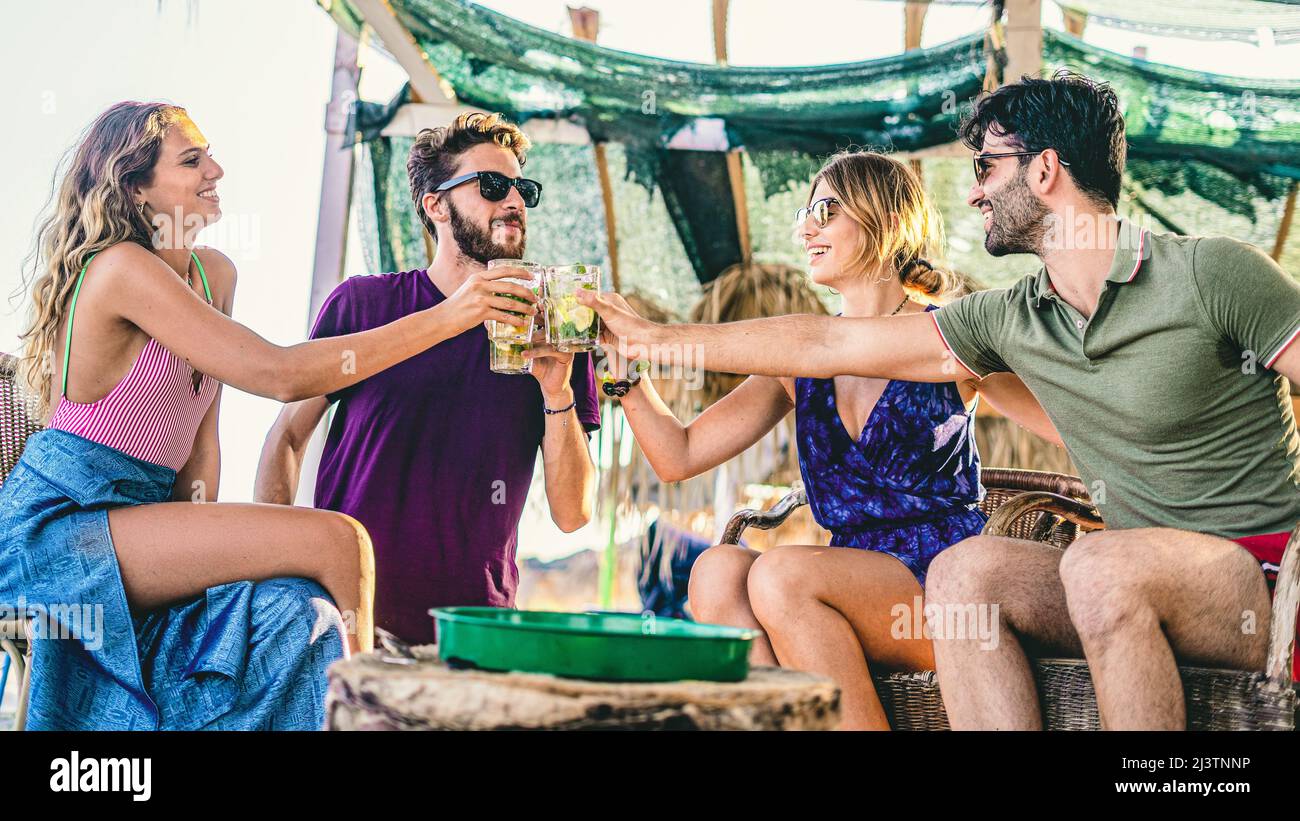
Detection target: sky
<box><xmin>2</xmin><ymin>0</ymin><xmax>1298</xmax><ymax>559</ymax></box>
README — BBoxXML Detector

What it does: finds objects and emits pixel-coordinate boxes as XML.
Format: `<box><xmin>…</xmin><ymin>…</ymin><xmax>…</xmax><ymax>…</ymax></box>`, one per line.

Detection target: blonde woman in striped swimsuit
<box><xmin>0</xmin><ymin>102</ymin><xmax>536</xmax><ymax>729</ymax></box>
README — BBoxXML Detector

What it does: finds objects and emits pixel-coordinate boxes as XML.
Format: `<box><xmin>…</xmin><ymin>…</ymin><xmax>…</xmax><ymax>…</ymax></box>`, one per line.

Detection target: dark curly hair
<box><xmin>406</xmin><ymin>112</ymin><xmax>531</xmax><ymax>237</ymax></box>
<box><xmin>958</xmin><ymin>70</ymin><xmax>1126</xmax><ymax>210</ymax></box>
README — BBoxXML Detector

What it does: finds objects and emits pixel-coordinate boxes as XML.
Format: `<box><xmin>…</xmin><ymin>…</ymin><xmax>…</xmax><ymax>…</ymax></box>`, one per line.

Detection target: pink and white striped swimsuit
<box><xmin>47</xmin><ymin>251</ymin><xmax>219</xmax><ymax>472</ymax></box>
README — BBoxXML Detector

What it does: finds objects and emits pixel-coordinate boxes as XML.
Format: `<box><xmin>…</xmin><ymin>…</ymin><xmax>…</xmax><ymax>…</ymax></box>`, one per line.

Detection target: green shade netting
<box><xmin>325</xmin><ymin>0</ymin><xmax>987</xmax><ymax>159</ymax></box>
<box><xmin>323</xmin><ymin>0</ymin><xmax>988</xmax><ymax>281</ymax></box>
<box><xmin>323</xmin><ymin>0</ymin><xmax>1300</xmax><ymax>294</ymax></box>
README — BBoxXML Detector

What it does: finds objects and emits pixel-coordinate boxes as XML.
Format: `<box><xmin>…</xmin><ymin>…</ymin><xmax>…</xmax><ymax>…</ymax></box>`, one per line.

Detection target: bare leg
<box><xmin>1059</xmin><ymin>528</ymin><xmax>1271</xmax><ymax>730</ymax></box>
<box><xmin>747</xmin><ymin>545</ymin><xmax>933</xmax><ymax>730</ymax></box>
<box><xmin>924</xmin><ymin>535</ymin><xmax>1082</xmax><ymax>730</ymax></box>
<box><xmin>109</xmin><ymin>502</ymin><xmax>375</xmax><ymax>654</ymax></box>
<box><xmin>687</xmin><ymin>544</ymin><xmax>776</xmax><ymax>665</ymax></box>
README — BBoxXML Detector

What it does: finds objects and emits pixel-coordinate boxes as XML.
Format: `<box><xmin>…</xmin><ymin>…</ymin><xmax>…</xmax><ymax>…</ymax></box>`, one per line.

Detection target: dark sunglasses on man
<box><xmin>972</xmin><ymin>150</ymin><xmax>1071</xmax><ymax>185</ymax></box>
<box><xmin>434</xmin><ymin>169</ymin><xmax>543</xmax><ymax>208</ymax></box>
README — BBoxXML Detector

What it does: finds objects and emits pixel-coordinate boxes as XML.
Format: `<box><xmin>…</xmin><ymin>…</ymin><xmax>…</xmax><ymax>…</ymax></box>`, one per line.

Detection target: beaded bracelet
<box><xmin>543</xmin><ymin>399</ymin><xmax>577</xmax><ymax>415</ymax></box>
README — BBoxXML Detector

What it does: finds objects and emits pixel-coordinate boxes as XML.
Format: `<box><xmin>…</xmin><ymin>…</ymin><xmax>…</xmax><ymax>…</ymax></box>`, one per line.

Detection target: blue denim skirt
<box><xmin>0</xmin><ymin>429</ymin><xmax>345</xmax><ymax>730</ymax></box>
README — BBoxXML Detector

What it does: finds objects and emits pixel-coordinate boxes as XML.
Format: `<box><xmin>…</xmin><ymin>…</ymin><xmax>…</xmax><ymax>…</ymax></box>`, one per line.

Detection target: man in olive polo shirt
<box><xmin>578</xmin><ymin>72</ymin><xmax>1300</xmax><ymax>729</ymax></box>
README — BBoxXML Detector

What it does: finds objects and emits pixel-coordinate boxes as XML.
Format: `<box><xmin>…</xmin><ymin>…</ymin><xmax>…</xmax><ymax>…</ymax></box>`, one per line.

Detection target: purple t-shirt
<box><xmin>309</xmin><ymin>269</ymin><xmax>601</xmax><ymax>643</ymax></box>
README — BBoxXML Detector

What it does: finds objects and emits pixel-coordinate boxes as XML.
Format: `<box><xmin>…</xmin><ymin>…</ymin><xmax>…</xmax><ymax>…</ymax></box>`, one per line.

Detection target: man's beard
<box><xmin>983</xmin><ymin>165</ymin><xmax>1050</xmax><ymax>257</ymax></box>
<box><xmin>448</xmin><ymin>202</ymin><xmax>526</xmax><ymax>264</ymax></box>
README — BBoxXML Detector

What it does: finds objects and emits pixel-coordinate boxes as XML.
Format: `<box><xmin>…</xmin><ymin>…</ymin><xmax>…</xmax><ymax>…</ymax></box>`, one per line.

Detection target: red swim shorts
<box><xmin>1231</xmin><ymin>531</ymin><xmax>1297</xmax><ymax>682</ymax></box>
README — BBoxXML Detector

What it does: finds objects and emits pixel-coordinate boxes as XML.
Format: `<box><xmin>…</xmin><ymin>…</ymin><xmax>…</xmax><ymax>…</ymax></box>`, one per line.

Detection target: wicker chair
<box><xmin>722</xmin><ymin>468</ymin><xmax>1300</xmax><ymax>730</ymax></box>
<box><xmin>0</xmin><ymin>353</ymin><xmax>40</xmax><ymax>731</ymax></box>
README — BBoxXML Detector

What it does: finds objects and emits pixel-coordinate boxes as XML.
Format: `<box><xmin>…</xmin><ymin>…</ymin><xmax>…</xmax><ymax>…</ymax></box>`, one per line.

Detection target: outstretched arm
<box><xmin>592</xmin><ymin>291</ymin><xmax>795</xmax><ymax>482</ymax></box>
<box><xmin>577</xmin><ymin>288</ymin><xmax>966</xmax><ymax>383</ymax></box>
<box><xmin>97</xmin><ymin>242</ymin><xmax>536</xmax><ymax>403</ymax></box>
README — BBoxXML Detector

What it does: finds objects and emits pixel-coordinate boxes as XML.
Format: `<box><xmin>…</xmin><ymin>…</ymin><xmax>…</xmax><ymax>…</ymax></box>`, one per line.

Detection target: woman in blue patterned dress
<box><xmin>598</xmin><ymin>151</ymin><xmax>1062</xmax><ymax>729</ymax></box>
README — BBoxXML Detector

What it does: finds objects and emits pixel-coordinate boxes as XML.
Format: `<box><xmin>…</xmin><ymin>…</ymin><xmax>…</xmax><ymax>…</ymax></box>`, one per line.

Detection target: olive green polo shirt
<box><xmin>933</xmin><ymin>218</ymin><xmax>1300</xmax><ymax>537</ymax></box>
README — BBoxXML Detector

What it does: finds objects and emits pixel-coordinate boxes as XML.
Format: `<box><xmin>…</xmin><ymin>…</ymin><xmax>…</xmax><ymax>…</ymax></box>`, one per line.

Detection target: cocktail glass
<box><xmin>543</xmin><ymin>264</ymin><xmax>601</xmax><ymax>353</ymax></box>
<box><xmin>485</xmin><ymin>259</ymin><xmax>543</xmax><ymax>374</ymax></box>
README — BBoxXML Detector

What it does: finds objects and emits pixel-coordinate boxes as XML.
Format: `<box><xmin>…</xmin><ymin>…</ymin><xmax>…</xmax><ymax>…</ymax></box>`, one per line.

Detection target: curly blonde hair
<box><xmin>17</xmin><ymin>101</ymin><xmax>188</xmax><ymax>419</ymax></box>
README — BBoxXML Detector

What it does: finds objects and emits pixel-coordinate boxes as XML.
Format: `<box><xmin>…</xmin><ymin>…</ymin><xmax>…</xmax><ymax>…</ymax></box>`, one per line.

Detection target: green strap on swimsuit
<box><xmin>61</xmin><ymin>250</ymin><xmax>212</xmax><ymax>397</ymax></box>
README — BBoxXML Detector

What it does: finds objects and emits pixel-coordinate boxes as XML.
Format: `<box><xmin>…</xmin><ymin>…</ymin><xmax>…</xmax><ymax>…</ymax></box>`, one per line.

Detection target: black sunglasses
<box><xmin>794</xmin><ymin>197</ymin><xmax>839</xmax><ymax>228</ymax></box>
<box><xmin>972</xmin><ymin>150</ymin><xmax>1071</xmax><ymax>185</ymax></box>
<box><xmin>434</xmin><ymin>170</ymin><xmax>543</xmax><ymax>208</ymax></box>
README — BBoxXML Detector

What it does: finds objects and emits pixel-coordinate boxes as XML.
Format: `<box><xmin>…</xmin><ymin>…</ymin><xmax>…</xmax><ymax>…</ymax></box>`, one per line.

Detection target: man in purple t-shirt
<box><xmin>255</xmin><ymin>113</ymin><xmax>600</xmax><ymax>643</ymax></box>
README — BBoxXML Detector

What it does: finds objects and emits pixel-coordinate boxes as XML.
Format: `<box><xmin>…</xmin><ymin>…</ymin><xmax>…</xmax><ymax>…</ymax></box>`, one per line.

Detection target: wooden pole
<box><xmin>1003</xmin><ymin>0</ymin><xmax>1043</xmax><ymax>83</ymax></box>
<box><xmin>308</xmin><ymin>29</ymin><xmax>360</xmax><ymax>326</ymax></box>
<box><xmin>984</xmin><ymin>9</ymin><xmax>1004</xmax><ymax>92</ymax></box>
<box><xmin>568</xmin><ymin>6</ymin><xmax>621</xmax><ymax>291</ymax></box>
<box><xmin>299</xmin><ymin>29</ymin><xmax>361</xmax><ymax>507</ymax></box>
<box><xmin>352</xmin><ymin>0</ymin><xmax>457</xmax><ymax>103</ymax></box>
<box><xmin>712</xmin><ymin>0</ymin><xmax>730</xmax><ymax>65</ymax></box>
<box><xmin>1274</xmin><ymin>180</ymin><xmax>1298</xmax><ymax>262</ymax></box>
<box><xmin>904</xmin><ymin>0</ymin><xmax>929</xmax><ymax>50</ymax></box>
<box><xmin>904</xmin><ymin>1</ymin><xmax>930</xmax><ymax>185</ymax></box>
<box><xmin>725</xmin><ymin>152</ymin><xmax>752</xmax><ymax>265</ymax></box>
<box><xmin>1062</xmin><ymin>7</ymin><xmax>1088</xmax><ymax>37</ymax></box>
<box><xmin>567</xmin><ymin>6</ymin><xmax>622</xmax><ymax>608</ymax></box>
<box><xmin>713</xmin><ymin>0</ymin><xmax>752</xmax><ymax>264</ymax></box>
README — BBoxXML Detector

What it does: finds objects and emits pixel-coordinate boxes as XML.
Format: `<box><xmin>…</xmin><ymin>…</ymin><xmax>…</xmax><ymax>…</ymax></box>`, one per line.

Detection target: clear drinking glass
<box><xmin>543</xmin><ymin>263</ymin><xmax>601</xmax><ymax>353</ymax></box>
<box><xmin>485</xmin><ymin>259</ymin><xmax>543</xmax><ymax>374</ymax></box>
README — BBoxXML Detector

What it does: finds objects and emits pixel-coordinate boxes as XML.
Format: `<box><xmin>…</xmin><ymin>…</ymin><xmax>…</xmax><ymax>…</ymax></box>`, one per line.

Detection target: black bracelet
<box><xmin>543</xmin><ymin>399</ymin><xmax>577</xmax><ymax>415</ymax></box>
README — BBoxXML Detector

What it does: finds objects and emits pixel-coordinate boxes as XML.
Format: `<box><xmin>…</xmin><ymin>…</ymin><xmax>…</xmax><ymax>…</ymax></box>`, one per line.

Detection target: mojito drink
<box><xmin>544</xmin><ymin>264</ymin><xmax>601</xmax><ymax>353</ymax></box>
<box><xmin>486</xmin><ymin>259</ymin><xmax>543</xmax><ymax>374</ymax></box>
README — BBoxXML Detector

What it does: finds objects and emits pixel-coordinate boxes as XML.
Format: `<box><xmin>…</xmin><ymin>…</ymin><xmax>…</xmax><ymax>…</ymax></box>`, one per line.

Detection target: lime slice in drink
<box><xmin>567</xmin><ymin>306</ymin><xmax>595</xmax><ymax>332</ymax></box>
<box><xmin>494</xmin><ymin>338</ymin><xmax>516</xmax><ymax>352</ymax></box>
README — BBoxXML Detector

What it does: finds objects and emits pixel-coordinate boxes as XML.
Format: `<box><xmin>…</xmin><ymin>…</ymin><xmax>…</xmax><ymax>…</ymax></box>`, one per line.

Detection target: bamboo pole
<box><xmin>568</xmin><ymin>6</ymin><xmax>621</xmax><ymax>290</ymax></box>
<box><xmin>298</xmin><ymin>30</ymin><xmax>362</xmax><ymax>507</ymax></box>
<box><xmin>1063</xmin><ymin>7</ymin><xmax>1088</xmax><ymax>37</ymax></box>
<box><xmin>904</xmin><ymin>1</ymin><xmax>928</xmax><ymax>50</ymax></box>
<box><xmin>904</xmin><ymin>1</ymin><xmax>929</xmax><ymax>185</ymax></box>
<box><xmin>712</xmin><ymin>0</ymin><xmax>730</xmax><ymax>65</ymax></box>
<box><xmin>593</xmin><ymin>144</ymin><xmax>621</xmax><ymax>291</ymax></box>
<box><xmin>352</xmin><ymin>0</ymin><xmax>457</xmax><ymax>103</ymax></box>
<box><xmin>1274</xmin><ymin>181</ymin><xmax>1298</xmax><ymax>262</ymax></box>
<box><xmin>309</xmin><ymin>30</ymin><xmax>360</xmax><ymax>325</ymax></box>
<box><xmin>567</xmin><ymin>6</ymin><xmax>622</xmax><ymax>608</ymax></box>
<box><xmin>1003</xmin><ymin>0</ymin><xmax>1043</xmax><ymax>83</ymax></box>
<box><xmin>725</xmin><ymin>152</ymin><xmax>752</xmax><ymax>265</ymax></box>
<box><xmin>713</xmin><ymin>0</ymin><xmax>752</xmax><ymax>264</ymax></box>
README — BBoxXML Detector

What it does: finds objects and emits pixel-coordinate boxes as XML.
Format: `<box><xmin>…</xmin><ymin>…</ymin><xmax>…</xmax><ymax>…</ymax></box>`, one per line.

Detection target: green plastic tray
<box><xmin>430</xmin><ymin>607</ymin><xmax>759</xmax><ymax>682</ymax></box>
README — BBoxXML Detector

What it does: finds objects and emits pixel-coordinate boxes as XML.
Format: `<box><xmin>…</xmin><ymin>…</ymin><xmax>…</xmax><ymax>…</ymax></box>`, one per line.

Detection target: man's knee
<box><xmin>1057</xmin><ymin>530</ymin><xmax>1146</xmax><ymax>596</ymax></box>
<box><xmin>926</xmin><ymin>535</ymin><xmax>1005</xmax><ymax>602</ymax></box>
<box><xmin>1059</xmin><ymin>531</ymin><xmax>1153</xmax><ymax>641</ymax></box>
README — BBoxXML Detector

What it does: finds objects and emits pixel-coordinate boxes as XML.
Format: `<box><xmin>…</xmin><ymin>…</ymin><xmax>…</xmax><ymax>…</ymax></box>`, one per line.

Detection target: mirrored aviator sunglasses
<box><xmin>476</xmin><ymin>170</ymin><xmax>543</xmax><ymax>208</ymax></box>
<box><xmin>794</xmin><ymin>197</ymin><xmax>838</xmax><ymax>229</ymax></box>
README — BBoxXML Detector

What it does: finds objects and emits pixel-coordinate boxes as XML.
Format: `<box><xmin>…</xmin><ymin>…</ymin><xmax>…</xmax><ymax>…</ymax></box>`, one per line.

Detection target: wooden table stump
<box><xmin>326</xmin><ymin>646</ymin><xmax>840</xmax><ymax>730</ymax></box>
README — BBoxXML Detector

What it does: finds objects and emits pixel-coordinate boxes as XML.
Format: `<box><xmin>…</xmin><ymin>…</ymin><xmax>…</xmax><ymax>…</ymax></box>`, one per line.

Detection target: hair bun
<box><xmin>899</xmin><ymin>256</ymin><xmax>950</xmax><ymax>298</ymax></box>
